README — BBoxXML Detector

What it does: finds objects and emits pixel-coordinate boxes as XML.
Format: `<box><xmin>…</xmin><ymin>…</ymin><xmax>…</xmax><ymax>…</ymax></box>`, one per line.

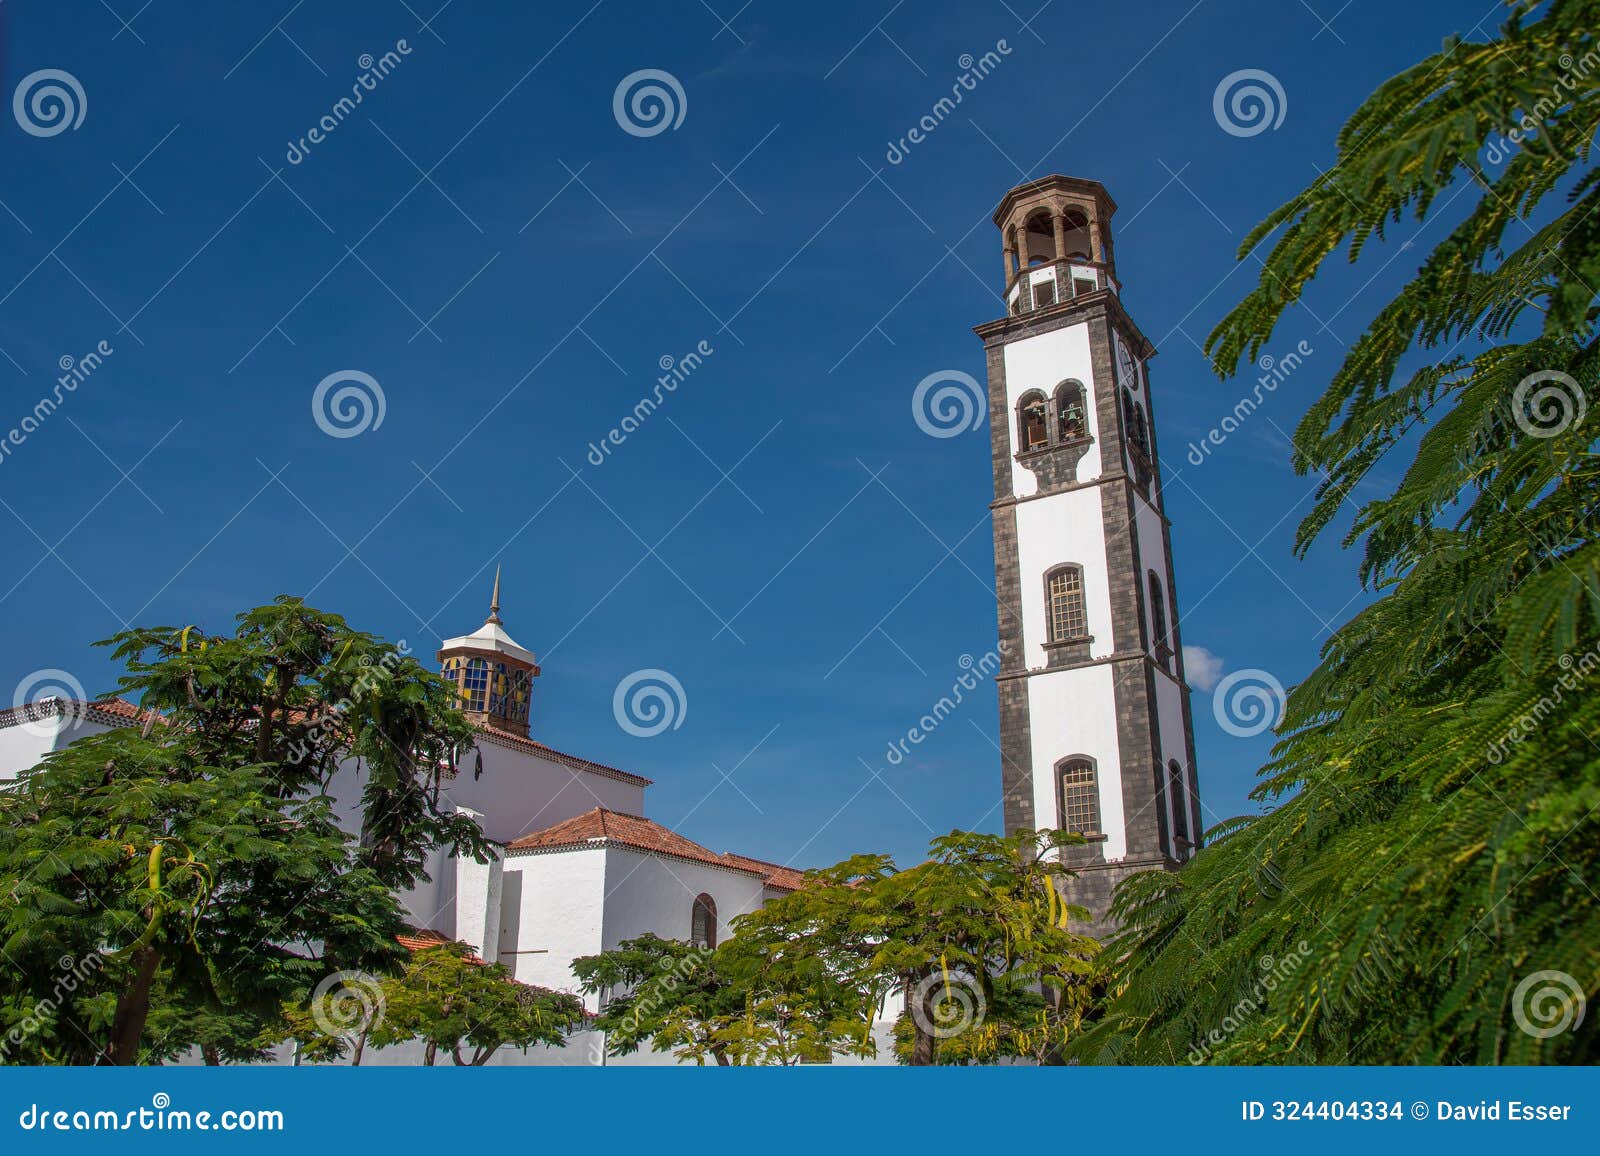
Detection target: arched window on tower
<box><xmin>462</xmin><ymin>657</ymin><xmax>489</xmax><ymax>712</ymax></box>
<box><xmin>1057</xmin><ymin>758</ymin><xmax>1102</xmax><ymax>836</ymax></box>
<box><xmin>690</xmin><ymin>893</ymin><xmax>718</xmax><ymax>949</ymax></box>
<box><xmin>1168</xmin><ymin>760</ymin><xmax>1190</xmax><ymax>848</ymax></box>
<box><xmin>1046</xmin><ymin>564</ymin><xmax>1088</xmax><ymax>643</ymax></box>
<box><xmin>510</xmin><ymin>668</ymin><xmax>530</xmax><ymax>725</ymax></box>
<box><xmin>1054</xmin><ymin>380</ymin><xmax>1087</xmax><ymax>442</ymax></box>
<box><xmin>1018</xmin><ymin>392</ymin><xmax>1049</xmax><ymax>452</ymax></box>
<box><xmin>1123</xmin><ymin>389</ymin><xmax>1152</xmax><ymax>485</ymax></box>
<box><xmin>1060</xmin><ymin>207</ymin><xmax>1092</xmax><ymax>261</ymax></box>
<box><xmin>1023</xmin><ymin>210</ymin><xmax>1055</xmax><ymax>264</ymax></box>
<box><xmin>1147</xmin><ymin>571</ymin><xmax>1171</xmax><ymax>665</ymax></box>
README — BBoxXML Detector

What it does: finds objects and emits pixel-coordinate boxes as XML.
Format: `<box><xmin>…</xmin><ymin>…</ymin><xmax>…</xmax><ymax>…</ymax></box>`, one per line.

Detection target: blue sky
<box><xmin>0</xmin><ymin>0</ymin><xmax>1494</xmax><ymax>869</ymax></box>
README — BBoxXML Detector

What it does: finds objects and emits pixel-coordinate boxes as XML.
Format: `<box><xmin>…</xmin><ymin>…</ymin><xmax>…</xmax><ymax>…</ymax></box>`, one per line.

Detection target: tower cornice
<box><xmin>991</xmin><ymin>174</ymin><xmax>1117</xmax><ymax>227</ymax></box>
<box><xmin>973</xmin><ymin>290</ymin><xmax>1157</xmax><ymax>360</ymax></box>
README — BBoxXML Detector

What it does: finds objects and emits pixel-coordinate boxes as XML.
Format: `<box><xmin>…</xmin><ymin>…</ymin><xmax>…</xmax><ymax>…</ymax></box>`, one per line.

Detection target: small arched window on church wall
<box><xmin>462</xmin><ymin>657</ymin><xmax>489</xmax><ymax>712</ymax></box>
<box><xmin>1147</xmin><ymin>571</ymin><xmax>1171</xmax><ymax>663</ymax></box>
<box><xmin>1045</xmin><ymin>564</ymin><xmax>1088</xmax><ymax>643</ymax></box>
<box><xmin>1168</xmin><ymin>760</ymin><xmax>1189</xmax><ymax>846</ymax></box>
<box><xmin>1054</xmin><ymin>380</ymin><xmax>1087</xmax><ymax>442</ymax></box>
<box><xmin>690</xmin><ymin>893</ymin><xmax>718</xmax><ymax>949</ymax></box>
<box><xmin>1057</xmin><ymin>758</ymin><xmax>1102</xmax><ymax>836</ymax></box>
<box><xmin>1018</xmin><ymin>392</ymin><xmax>1049</xmax><ymax>452</ymax></box>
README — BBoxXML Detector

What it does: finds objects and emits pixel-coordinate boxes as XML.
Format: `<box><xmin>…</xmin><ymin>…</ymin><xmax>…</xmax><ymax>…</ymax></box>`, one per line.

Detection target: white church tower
<box><xmin>974</xmin><ymin>175</ymin><xmax>1201</xmax><ymax>932</ymax></box>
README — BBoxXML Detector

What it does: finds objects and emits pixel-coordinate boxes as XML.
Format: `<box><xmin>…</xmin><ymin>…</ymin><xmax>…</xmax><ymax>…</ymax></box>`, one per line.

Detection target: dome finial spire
<box><xmin>487</xmin><ymin>564</ymin><xmax>503</xmax><ymax>625</ymax></box>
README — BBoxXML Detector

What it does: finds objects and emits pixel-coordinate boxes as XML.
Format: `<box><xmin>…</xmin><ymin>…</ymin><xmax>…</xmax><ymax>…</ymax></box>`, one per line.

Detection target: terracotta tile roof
<box><xmin>507</xmin><ymin>809</ymin><xmax>810</xmax><ymax>889</ymax></box>
<box><xmin>718</xmin><ymin>852</ymin><xmax>808</xmax><ymax>893</ymax></box>
<box><xmin>475</xmin><ymin>724</ymin><xmax>652</xmax><ymax>787</ymax></box>
<box><xmin>506</xmin><ymin>808</ymin><xmax>767</xmax><ymax>877</ymax></box>
<box><xmin>396</xmin><ymin>927</ymin><xmax>484</xmax><ymax>964</ymax></box>
<box><xmin>0</xmin><ymin>697</ymin><xmax>164</xmax><ymax>732</ymax></box>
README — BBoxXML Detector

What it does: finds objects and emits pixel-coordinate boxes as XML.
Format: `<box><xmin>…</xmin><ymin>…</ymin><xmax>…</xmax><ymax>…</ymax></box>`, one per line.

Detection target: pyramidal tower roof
<box><xmin>438</xmin><ymin>565</ymin><xmax>538</xmax><ymax>666</ymax></box>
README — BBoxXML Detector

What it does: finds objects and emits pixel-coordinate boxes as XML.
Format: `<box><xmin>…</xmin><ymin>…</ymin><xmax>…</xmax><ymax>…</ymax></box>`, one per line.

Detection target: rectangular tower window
<box><xmin>1058</xmin><ymin>759</ymin><xmax>1101</xmax><ymax>835</ymax></box>
<box><xmin>1047</xmin><ymin>567</ymin><xmax>1087</xmax><ymax>641</ymax></box>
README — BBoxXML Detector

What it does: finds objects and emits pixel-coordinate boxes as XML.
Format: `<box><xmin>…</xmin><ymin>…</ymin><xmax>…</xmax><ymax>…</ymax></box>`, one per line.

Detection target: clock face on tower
<box><xmin>1116</xmin><ymin>339</ymin><xmax>1139</xmax><ymax>390</ymax></box>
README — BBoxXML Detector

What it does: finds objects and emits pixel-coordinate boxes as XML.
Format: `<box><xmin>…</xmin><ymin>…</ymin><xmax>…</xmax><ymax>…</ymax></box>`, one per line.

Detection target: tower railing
<box><xmin>1005</xmin><ymin>258</ymin><xmax>1117</xmax><ymax>316</ymax></box>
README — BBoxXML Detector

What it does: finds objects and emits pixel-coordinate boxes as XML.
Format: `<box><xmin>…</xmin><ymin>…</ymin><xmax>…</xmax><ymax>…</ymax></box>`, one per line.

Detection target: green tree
<box><xmin>0</xmin><ymin>598</ymin><xmax>486</xmax><ymax>1064</ymax></box>
<box><xmin>573</xmin><ymin>934</ymin><xmax>739</xmax><ymax>1065</ymax></box>
<box><xmin>730</xmin><ymin>828</ymin><xmax>1098</xmax><ymax>1065</ymax></box>
<box><xmin>370</xmin><ymin>942</ymin><xmax>584</xmax><ymax>1066</ymax></box>
<box><xmin>1088</xmin><ymin>0</ymin><xmax>1600</xmax><ymax>1064</ymax></box>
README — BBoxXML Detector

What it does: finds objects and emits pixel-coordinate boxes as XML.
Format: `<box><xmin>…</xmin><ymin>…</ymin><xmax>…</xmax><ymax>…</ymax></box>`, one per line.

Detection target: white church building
<box><xmin>0</xmin><ymin>577</ymin><xmax>808</xmax><ymax>1064</ymax></box>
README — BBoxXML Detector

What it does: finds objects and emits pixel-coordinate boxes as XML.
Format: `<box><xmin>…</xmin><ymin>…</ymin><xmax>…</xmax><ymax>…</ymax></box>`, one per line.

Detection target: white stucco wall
<box><xmin>1025</xmin><ymin>664</ymin><xmax>1127</xmax><ymax>860</ymax></box>
<box><xmin>497</xmin><ymin>848</ymin><xmax>607</xmax><ymax>1001</ymax></box>
<box><xmin>0</xmin><ymin>713</ymin><xmax>117</xmax><ymax>782</ymax></box>
<box><xmin>598</xmin><ymin>847</ymin><xmax>767</xmax><ymax>953</ymax></box>
<box><xmin>1015</xmin><ymin>490</ymin><xmax>1114</xmax><ymax>667</ymax></box>
<box><xmin>1000</xmin><ymin>321</ymin><xmax>1102</xmax><ymax>496</ymax></box>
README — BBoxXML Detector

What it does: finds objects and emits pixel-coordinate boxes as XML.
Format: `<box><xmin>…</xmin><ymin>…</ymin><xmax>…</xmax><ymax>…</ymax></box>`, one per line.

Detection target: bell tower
<box><xmin>974</xmin><ymin>175</ymin><xmax>1201</xmax><ymax>934</ymax></box>
<box><xmin>437</xmin><ymin>567</ymin><xmax>540</xmax><ymax>737</ymax></box>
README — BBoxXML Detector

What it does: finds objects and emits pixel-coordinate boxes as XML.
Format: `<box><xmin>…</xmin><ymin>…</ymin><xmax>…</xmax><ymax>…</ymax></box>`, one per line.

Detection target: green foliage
<box><xmin>368</xmin><ymin>942</ymin><xmax>584</xmax><ymax>1066</ymax></box>
<box><xmin>1089</xmin><ymin>0</ymin><xmax>1600</xmax><ymax>1065</ymax></box>
<box><xmin>0</xmin><ymin>598</ymin><xmax>486</xmax><ymax>1064</ymax></box>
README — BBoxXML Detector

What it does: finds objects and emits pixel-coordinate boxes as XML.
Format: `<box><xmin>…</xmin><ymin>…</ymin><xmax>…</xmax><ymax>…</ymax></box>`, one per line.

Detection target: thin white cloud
<box><xmin>1183</xmin><ymin>645</ymin><xmax>1224</xmax><ymax>692</ymax></box>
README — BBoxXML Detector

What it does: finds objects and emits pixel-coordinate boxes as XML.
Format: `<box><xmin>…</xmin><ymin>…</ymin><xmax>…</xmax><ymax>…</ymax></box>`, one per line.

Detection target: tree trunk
<box><xmin>104</xmin><ymin>946</ymin><xmax>161</xmax><ymax>1065</ymax></box>
<box><xmin>712</xmin><ymin>1045</ymin><xmax>730</xmax><ymax>1066</ymax></box>
<box><xmin>423</xmin><ymin>1040</ymin><xmax>437</xmax><ymax>1066</ymax></box>
<box><xmin>472</xmin><ymin>1047</ymin><xmax>496</xmax><ymax>1066</ymax></box>
<box><xmin>202</xmin><ymin>1043</ymin><xmax>221</xmax><ymax>1066</ymax></box>
<box><xmin>910</xmin><ymin>984</ymin><xmax>937</xmax><ymax>1066</ymax></box>
<box><xmin>350</xmin><ymin>1028</ymin><xmax>368</xmax><ymax>1066</ymax></box>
